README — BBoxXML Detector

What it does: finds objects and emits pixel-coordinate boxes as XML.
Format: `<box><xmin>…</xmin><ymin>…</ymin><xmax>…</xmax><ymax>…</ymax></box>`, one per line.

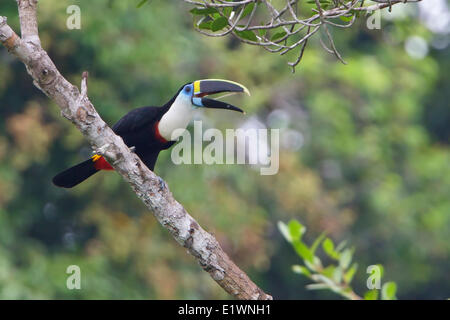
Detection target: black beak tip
<box><xmin>224</xmin><ymin>104</ymin><xmax>245</xmax><ymax>114</ymax></box>
<box><xmin>201</xmin><ymin>97</ymin><xmax>245</xmax><ymax>114</ymax></box>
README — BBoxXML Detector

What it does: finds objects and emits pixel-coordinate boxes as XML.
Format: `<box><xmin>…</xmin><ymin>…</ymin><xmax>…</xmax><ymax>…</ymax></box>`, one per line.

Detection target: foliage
<box><xmin>183</xmin><ymin>0</ymin><xmax>420</xmax><ymax>69</ymax></box>
<box><xmin>279</xmin><ymin>219</ymin><xmax>397</xmax><ymax>300</ymax></box>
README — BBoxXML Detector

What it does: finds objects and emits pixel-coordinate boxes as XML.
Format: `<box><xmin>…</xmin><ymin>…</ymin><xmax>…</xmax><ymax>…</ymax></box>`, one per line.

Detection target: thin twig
<box><xmin>184</xmin><ymin>0</ymin><xmax>421</xmax><ymax>69</ymax></box>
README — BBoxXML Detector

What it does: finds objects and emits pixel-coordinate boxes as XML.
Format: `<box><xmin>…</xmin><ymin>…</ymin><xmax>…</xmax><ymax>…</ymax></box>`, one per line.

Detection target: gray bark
<box><xmin>0</xmin><ymin>1</ymin><xmax>272</xmax><ymax>300</ymax></box>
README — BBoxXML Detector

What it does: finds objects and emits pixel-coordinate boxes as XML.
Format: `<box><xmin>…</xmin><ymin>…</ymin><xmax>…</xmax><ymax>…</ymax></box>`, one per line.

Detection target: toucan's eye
<box><xmin>185</xmin><ymin>86</ymin><xmax>191</xmax><ymax>93</ymax></box>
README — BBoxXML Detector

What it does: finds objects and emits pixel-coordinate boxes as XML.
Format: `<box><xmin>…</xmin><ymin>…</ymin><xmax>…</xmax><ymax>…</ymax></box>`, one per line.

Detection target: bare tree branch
<box><xmin>17</xmin><ymin>0</ymin><xmax>39</xmax><ymax>44</ymax></box>
<box><xmin>184</xmin><ymin>0</ymin><xmax>422</xmax><ymax>70</ymax></box>
<box><xmin>0</xmin><ymin>1</ymin><xmax>272</xmax><ymax>300</ymax></box>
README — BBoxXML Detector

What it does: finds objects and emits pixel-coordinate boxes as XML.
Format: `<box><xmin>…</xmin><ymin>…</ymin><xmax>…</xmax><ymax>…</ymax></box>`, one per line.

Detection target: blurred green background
<box><xmin>0</xmin><ymin>0</ymin><xmax>448</xmax><ymax>299</ymax></box>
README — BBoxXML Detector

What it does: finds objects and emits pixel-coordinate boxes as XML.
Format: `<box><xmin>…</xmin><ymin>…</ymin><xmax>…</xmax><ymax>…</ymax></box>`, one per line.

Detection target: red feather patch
<box><xmin>154</xmin><ymin>121</ymin><xmax>168</xmax><ymax>144</ymax></box>
<box><xmin>93</xmin><ymin>156</ymin><xmax>114</xmax><ymax>171</ymax></box>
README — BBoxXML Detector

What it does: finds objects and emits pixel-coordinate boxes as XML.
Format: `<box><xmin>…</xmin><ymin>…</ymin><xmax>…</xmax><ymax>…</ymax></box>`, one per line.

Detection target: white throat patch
<box><xmin>158</xmin><ymin>94</ymin><xmax>196</xmax><ymax>141</ymax></box>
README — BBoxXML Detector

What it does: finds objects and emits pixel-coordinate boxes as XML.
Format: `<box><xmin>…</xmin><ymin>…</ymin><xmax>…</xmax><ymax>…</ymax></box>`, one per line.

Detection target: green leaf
<box><xmin>241</xmin><ymin>3</ymin><xmax>255</xmax><ymax>19</ymax></box>
<box><xmin>332</xmin><ymin>266</ymin><xmax>343</xmax><ymax>283</ymax></box>
<box><xmin>310</xmin><ymin>232</ymin><xmax>327</xmax><ymax>255</ymax></box>
<box><xmin>223</xmin><ymin>7</ymin><xmax>233</xmax><ymax>17</ymax></box>
<box><xmin>321</xmin><ymin>265</ymin><xmax>336</xmax><ymax>279</ymax></box>
<box><xmin>136</xmin><ymin>0</ymin><xmax>148</xmax><ymax>8</ymax></box>
<box><xmin>278</xmin><ymin>221</ymin><xmax>291</xmax><ymax>242</ymax></box>
<box><xmin>306</xmin><ymin>256</ymin><xmax>321</xmax><ymax>271</ymax></box>
<box><xmin>198</xmin><ymin>21</ymin><xmax>212</xmax><ymax>30</ymax></box>
<box><xmin>258</xmin><ymin>28</ymin><xmax>267</xmax><ymax>37</ymax></box>
<box><xmin>335</xmin><ymin>240</ymin><xmax>348</xmax><ymax>252</ymax></box>
<box><xmin>375</xmin><ymin>264</ymin><xmax>384</xmax><ymax>278</ymax></box>
<box><xmin>293</xmin><ymin>241</ymin><xmax>314</xmax><ymax>263</ymax></box>
<box><xmin>292</xmin><ymin>265</ymin><xmax>311</xmax><ymax>277</ymax></box>
<box><xmin>382</xmin><ymin>282</ymin><xmax>397</xmax><ymax>300</ymax></box>
<box><xmin>339</xmin><ymin>248</ymin><xmax>353</xmax><ymax>269</ymax></box>
<box><xmin>211</xmin><ymin>17</ymin><xmax>228</xmax><ymax>32</ymax></box>
<box><xmin>364</xmin><ymin>289</ymin><xmax>379</xmax><ymax>300</ymax></box>
<box><xmin>190</xmin><ymin>7</ymin><xmax>218</xmax><ymax>15</ymax></box>
<box><xmin>235</xmin><ymin>30</ymin><xmax>258</xmax><ymax>42</ymax></box>
<box><xmin>288</xmin><ymin>220</ymin><xmax>305</xmax><ymax>241</ymax></box>
<box><xmin>271</xmin><ymin>31</ymin><xmax>287</xmax><ymax>42</ymax></box>
<box><xmin>344</xmin><ymin>263</ymin><xmax>358</xmax><ymax>284</ymax></box>
<box><xmin>340</xmin><ymin>15</ymin><xmax>354</xmax><ymax>22</ymax></box>
<box><xmin>323</xmin><ymin>238</ymin><xmax>340</xmax><ymax>260</ymax></box>
<box><xmin>323</xmin><ymin>238</ymin><xmax>334</xmax><ymax>253</ymax></box>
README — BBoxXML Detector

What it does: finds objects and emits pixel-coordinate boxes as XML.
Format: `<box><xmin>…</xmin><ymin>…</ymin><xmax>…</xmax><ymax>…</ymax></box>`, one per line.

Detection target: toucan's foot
<box><xmin>129</xmin><ymin>146</ymin><xmax>136</xmax><ymax>153</ymax></box>
<box><xmin>93</xmin><ymin>143</ymin><xmax>110</xmax><ymax>156</ymax></box>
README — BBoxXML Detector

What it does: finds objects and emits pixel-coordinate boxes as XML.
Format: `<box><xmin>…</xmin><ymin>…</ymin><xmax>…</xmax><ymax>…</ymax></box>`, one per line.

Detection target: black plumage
<box><xmin>112</xmin><ymin>105</ymin><xmax>175</xmax><ymax>169</ymax></box>
<box><xmin>53</xmin><ymin>104</ymin><xmax>175</xmax><ymax>188</ymax></box>
<box><xmin>52</xmin><ymin>79</ymin><xmax>247</xmax><ymax>188</ymax></box>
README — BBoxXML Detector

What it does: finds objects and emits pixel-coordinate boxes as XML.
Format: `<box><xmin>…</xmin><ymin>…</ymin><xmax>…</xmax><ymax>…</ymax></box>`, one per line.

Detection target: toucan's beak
<box><xmin>192</xmin><ymin>79</ymin><xmax>250</xmax><ymax>113</ymax></box>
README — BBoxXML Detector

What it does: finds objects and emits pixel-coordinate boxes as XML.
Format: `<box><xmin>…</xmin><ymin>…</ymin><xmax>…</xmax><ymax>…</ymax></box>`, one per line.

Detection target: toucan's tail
<box><xmin>52</xmin><ymin>159</ymin><xmax>99</xmax><ymax>188</ymax></box>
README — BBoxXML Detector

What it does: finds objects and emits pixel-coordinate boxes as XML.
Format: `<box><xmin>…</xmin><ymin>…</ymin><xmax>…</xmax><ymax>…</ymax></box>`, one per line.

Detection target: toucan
<box><xmin>52</xmin><ymin>79</ymin><xmax>249</xmax><ymax>188</ymax></box>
